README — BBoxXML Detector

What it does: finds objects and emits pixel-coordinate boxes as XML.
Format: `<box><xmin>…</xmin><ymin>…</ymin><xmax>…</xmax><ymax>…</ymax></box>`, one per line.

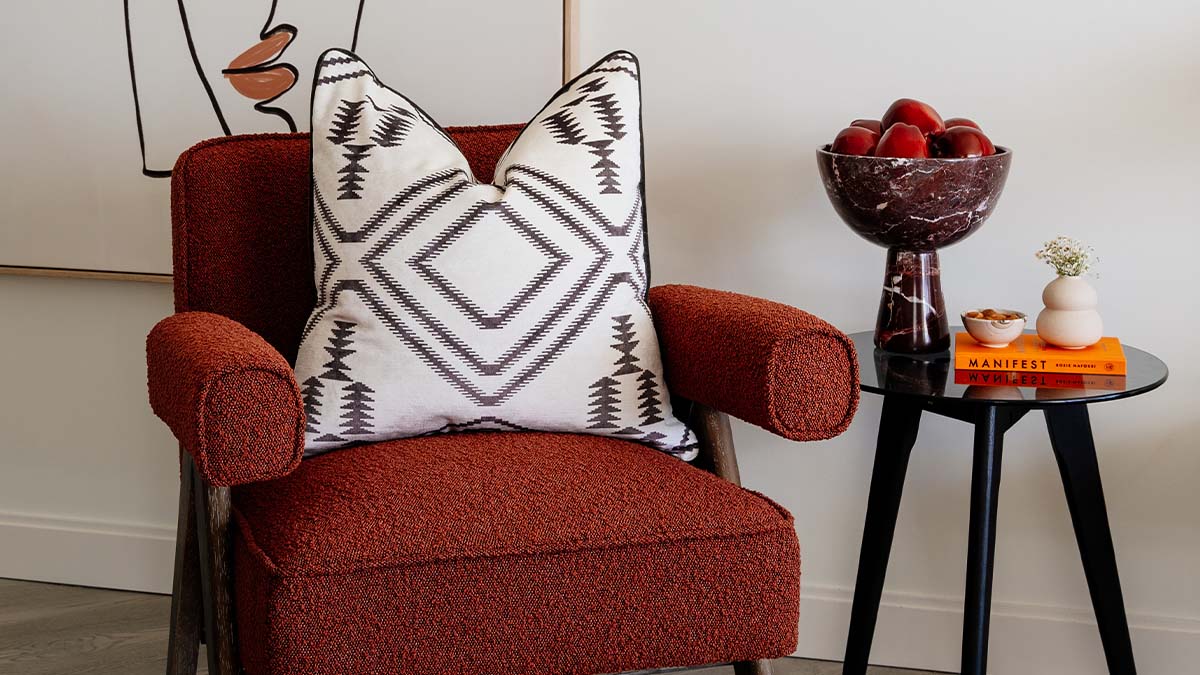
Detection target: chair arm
<box><xmin>147</xmin><ymin>312</ymin><xmax>304</xmax><ymax>486</ymax></box>
<box><xmin>648</xmin><ymin>284</ymin><xmax>860</xmax><ymax>441</ymax></box>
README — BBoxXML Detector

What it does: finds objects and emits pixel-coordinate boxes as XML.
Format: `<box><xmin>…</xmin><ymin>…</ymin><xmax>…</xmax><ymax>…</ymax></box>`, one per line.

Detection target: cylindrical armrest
<box><xmin>147</xmin><ymin>312</ymin><xmax>304</xmax><ymax>486</ymax></box>
<box><xmin>648</xmin><ymin>284</ymin><xmax>860</xmax><ymax>441</ymax></box>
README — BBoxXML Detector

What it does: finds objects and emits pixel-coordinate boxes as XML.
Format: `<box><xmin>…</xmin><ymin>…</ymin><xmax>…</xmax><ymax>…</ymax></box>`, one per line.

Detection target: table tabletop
<box><xmin>850</xmin><ymin>328</ymin><xmax>1168</xmax><ymax>406</ymax></box>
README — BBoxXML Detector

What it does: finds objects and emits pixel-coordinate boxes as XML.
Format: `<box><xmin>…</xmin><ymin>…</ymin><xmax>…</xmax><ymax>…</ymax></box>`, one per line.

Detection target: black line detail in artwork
<box><xmin>127</xmin><ymin>0</ymin><xmax>373</xmax><ymax>175</ymax></box>
<box><xmin>246</xmin><ymin>1</ymin><xmax>299</xmax><ymax>130</ymax></box>
<box><xmin>219</xmin><ymin>7</ymin><xmax>299</xmax><ymax>132</ymax></box>
<box><xmin>122</xmin><ymin>0</ymin><xmax>171</xmax><ymax>178</ymax></box>
<box><xmin>176</xmin><ymin>0</ymin><xmax>231</xmax><ymax>137</ymax></box>
<box><xmin>351</xmin><ymin>0</ymin><xmax>366</xmax><ymax>51</ymax></box>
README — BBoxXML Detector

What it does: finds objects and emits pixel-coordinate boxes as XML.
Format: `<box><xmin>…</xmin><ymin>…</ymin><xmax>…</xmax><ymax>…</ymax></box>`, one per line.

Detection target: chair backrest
<box><xmin>169</xmin><ymin>125</ymin><xmax>523</xmax><ymax>362</ymax></box>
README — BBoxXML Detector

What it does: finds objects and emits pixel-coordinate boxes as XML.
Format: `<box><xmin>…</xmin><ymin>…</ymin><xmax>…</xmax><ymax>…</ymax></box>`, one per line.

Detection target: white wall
<box><xmin>0</xmin><ymin>276</ymin><xmax>179</xmax><ymax>591</ymax></box>
<box><xmin>579</xmin><ymin>1</ymin><xmax>1199</xmax><ymax>673</ymax></box>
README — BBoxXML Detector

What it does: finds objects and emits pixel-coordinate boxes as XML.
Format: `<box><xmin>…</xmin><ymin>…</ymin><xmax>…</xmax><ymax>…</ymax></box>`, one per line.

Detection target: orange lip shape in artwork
<box><xmin>223</xmin><ymin>28</ymin><xmax>297</xmax><ymax>101</ymax></box>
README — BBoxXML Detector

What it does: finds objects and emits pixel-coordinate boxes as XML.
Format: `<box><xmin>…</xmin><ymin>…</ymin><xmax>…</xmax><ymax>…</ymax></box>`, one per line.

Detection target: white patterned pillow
<box><xmin>294</xmin><ymin>49</ymin><xmax>697</xmax><ymax>460</ymax></box>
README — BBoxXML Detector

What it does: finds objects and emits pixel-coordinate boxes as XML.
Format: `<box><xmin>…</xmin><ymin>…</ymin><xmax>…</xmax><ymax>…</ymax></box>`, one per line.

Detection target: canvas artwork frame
<box><xmin>0</xmin><ymin>0</ymin><xmax>580</xmax><ymax>283</ymax></box>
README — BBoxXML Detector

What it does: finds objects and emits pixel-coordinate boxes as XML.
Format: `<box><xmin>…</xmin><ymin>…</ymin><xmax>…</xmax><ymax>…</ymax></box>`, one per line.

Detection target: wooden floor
<box><xmin>0</xmin><ymin>578</ymin><xmax>937</xmax><ymax>675</ymax></box>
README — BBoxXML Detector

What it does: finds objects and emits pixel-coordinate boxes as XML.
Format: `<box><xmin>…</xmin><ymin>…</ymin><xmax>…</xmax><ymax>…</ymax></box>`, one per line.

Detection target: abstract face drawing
<box><xmin>124</xmin><ymin>0</ymin><xmax>367</xmax><ymax>176</ymax></box>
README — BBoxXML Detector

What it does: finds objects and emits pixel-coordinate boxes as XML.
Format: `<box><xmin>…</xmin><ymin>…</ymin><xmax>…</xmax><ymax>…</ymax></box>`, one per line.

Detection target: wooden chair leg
<box><xmin>166</xmin><ymin>450</ymin><xmax>202</xmax><ymax>675</ymax></box>
<box><xmin>691</xmin><ymin>402</ymin><xmax>742</xmax><ymax>486</ymax></box>
<box><xmin>733</xmin><ymin>659</ymin><xmax>773</xmax><ymax>675</ymax></box>
<box><xmin>191</xmin><ymin>457</ymin><xmax>239</xmax><ymax>675</ymax></box>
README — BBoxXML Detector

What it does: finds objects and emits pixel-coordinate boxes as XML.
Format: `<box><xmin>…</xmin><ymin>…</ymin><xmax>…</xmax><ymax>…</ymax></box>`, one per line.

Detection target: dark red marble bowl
<box><xmin>816</xmin><ymin>145</ymin><xmax>1012</xmax><ymax>354</ymax></box>
<box><xmin>816</xmin><ymin>146</ymin><xmax>1011</xmax><ymax>251</ymax></box>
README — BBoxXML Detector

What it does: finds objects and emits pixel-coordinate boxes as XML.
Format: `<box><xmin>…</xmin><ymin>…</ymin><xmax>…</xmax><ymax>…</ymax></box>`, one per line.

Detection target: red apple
<box><xmin>932</xmin><ymin>126</ymin><xmax>996</xmax><ymax>158</ymax></box>
<box><xmin>850</xmin><ymin>119</ymin><xmax>883</xmax><ymax>134</ymax></box>
<box><xmin>944</xmin><ymin>117</ymin><xmax>981</xmax><ymax>130</ymax></box>
<box><xmin>881</xmin><ymin>98</ymin><xmax>945</xmax><ymax>136</ymax></box>
<box><xmin>830</xmin><ymin>126</ymin><xmax>879</xmax><ymax>156</ymax></box>
<box><xmin>875</xmin><ymin>123</ymin><xmax>929</xmax><ymax>158</ymax></box>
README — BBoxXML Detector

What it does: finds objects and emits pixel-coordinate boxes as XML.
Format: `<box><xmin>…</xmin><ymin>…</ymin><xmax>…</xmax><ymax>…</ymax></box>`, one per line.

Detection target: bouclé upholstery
<box><xmin>147</xmin><ymin>312</ymin><xmax>304</xmax><ymax>486</ymax></box>
<box><xmin>232</xmin><ymin>432</ymin><xmax>800</xmax><ymax>675</ymax></box>
<box><xmin>649</xmin><ymin>284</ymin><xmax>860</xmax><ymax>441</ymax></box>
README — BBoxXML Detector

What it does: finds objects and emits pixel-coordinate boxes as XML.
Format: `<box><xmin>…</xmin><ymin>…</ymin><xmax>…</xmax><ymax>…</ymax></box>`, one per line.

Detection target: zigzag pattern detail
<box><xmin>586</xmin><ymin>376</ymin><xmax>621</xmax><ymax>430</ymax></box>
<box><xmin>371</xmin><ymin>107</ymin><xmax>414</xmax><ymax>147</ymax></box>
<box><xmin>591</xmin><ymin>66</ymin><xmax>639</xmax><ymax>80</ymax></box>
<box><xmin>340</xmin><ymin>381</ymin><xmax>375</xmax><ymax>436</ymax></box>
<box><xmin>589</xmin><ymin>93</ymin><xmax>627</xmax><ymax>140</ymax></box>
<box><xmin>320</xmin><ymin>55</ymin><xmax>357</xmax><ymax>67</ymax></box>
<box><xmin>327</xmin><ymin>100</ymin><xmax>364</xmax><ymax>145</ymax></box>
<box><xmin>337</xmin><ymin>144</ymin><xmax>373</xmax><ymax>200</ymax></box>
<box><xmin>319</xmin><ymin>321</ymin><xmax>357</xmax><ymax>381</ymax></box>
<box><xmin>585</xmin><ymin>139</ymin><xmax>620</xmax><ymax>194</ymax></box>
<box><xmin>300</xmin><ymin>376</ymin><xmax>324</xmax><ymax>433</ymax></box>
<box><xmin>609</xmin><ymin>314</ymin><xmax>641</xmax><ymax>375</ymax></box>
<box><xmin>542</xmin><ymin>109</ymin><xmax>586</xmax><ymax>145</ymax></box>
<box><xmin>637</xmin><ymin>369</ymin><xmax>664</xmax><ymax>425</ymax></box>
<box><xmin>316</xmin><ymin>69</ymin><xmax>372</xmax><ymax>86</ymax></box>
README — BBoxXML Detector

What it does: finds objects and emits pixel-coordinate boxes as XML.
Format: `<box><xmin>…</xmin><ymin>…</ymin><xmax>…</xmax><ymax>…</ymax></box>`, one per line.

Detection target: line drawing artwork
<box><xmin>124</xmin><ymin>0</ymin><xmax>367</xmax><ymax>177</ymax></box>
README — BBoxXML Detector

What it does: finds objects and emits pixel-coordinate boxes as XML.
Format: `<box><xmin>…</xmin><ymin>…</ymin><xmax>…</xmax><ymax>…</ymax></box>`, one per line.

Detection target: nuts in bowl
<box><xmin>962</xmin><ymin>308</ymin><xmax>1026</xmax><ymax>348</ymax></box>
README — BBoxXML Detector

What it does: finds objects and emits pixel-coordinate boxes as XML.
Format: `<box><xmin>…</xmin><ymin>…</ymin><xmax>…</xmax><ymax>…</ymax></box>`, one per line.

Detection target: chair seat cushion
<box><xmin>232</xmin><ymin>432</ymin><xmax>800</xmax><ymax>675</ymax></box>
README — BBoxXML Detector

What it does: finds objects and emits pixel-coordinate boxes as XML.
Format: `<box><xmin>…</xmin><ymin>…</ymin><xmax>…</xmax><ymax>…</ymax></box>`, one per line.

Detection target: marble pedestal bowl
<box><xmin>817</xmin><ymin>146</ymin><xmax>1011</xmax><ymax>353</ymax></box>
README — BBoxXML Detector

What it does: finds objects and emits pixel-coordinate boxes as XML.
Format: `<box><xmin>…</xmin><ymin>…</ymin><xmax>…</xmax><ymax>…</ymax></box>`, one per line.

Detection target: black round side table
<box><xmin>841</xmin><ymin>329</ymin><xmax>1168</xmax><ymax>675</ymax></box>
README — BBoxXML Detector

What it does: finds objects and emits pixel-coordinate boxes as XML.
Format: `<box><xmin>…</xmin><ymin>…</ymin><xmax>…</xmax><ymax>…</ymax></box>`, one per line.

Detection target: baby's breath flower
<box><xmin>1035</xmin><ymin>236</ymin><xmax>1096</xmax><ymax>277</ymax></box>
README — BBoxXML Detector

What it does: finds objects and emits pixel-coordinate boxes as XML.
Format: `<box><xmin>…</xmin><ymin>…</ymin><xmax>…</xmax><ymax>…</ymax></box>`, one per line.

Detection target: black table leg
<box><xmin>843</xmin><ymin>395</ymin><xmax>923</xmax><ymax>675</ymax></box>
<box><xmin>962</xmin><ymin>405</ymin><xmax>1005</xmax><ymax>675</ymax></box>
<box><xmin>1045</xmin><ymin>405</ymin><xmax>1137</xmax><ymax>674</ymax></box>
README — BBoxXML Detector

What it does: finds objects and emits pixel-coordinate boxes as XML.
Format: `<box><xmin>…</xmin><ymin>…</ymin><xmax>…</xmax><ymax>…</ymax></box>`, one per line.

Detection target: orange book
<box><xmin>954</xmin><ymin>333</ymin><xmax>1126</xmax><ymax>375</ymax></box>
<box><xmin>954</xmin><ymin>369</ymin><xmax>1127</xmax><ymax>391</ymax></box>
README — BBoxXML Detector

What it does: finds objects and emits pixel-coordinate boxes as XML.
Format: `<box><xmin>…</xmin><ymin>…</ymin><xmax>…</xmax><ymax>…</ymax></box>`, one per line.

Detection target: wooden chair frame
<box><xmin>165</xmin><ymin>403</ymin><xmax>773</xmax><ymax>675</ymax></box>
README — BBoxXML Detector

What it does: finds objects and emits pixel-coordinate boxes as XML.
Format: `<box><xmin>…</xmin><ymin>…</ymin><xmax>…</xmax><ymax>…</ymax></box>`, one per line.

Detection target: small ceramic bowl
<box><xmin>961</xmin><ymin>310</ymin><xmax>1026</xmax><ymax>348</ymax></box>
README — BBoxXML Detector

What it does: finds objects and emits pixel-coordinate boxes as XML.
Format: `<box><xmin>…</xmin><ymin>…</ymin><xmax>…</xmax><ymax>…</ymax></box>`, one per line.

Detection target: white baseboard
<box><xmin>0</xmin><ymin>511</ymin><xmax>174</xmax><ymax>594</ymax></box>
<box><xmin>797</xmin><ymin>583</ymin><xmax>1200</xmax><ymax>674</ymax></box>
<box><xmin>3</xmin><ymin>513</ymin><xmax>1198</xmax><ymax>673</ymax></box>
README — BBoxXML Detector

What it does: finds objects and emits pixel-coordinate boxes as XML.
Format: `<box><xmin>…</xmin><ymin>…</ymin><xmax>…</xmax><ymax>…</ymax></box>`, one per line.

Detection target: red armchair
<box><xmin>148</xmin><ymin>127</ymin><xmax>859</xmax><ymax>675</ymax></box>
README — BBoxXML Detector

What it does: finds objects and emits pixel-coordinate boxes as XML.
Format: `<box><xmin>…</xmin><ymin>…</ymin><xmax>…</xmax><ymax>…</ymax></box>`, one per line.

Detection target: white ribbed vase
<box><xmin>1035</xmin><ymin>275</ymin><xmax>1102</xmax><ymax>349</ymax></box>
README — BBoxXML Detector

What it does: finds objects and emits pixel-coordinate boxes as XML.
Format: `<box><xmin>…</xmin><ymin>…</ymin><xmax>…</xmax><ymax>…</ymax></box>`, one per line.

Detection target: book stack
<box><xmin>954</xmin><ymin>333</ymin><xmax>1127</xmax><ymax>390</ymax></box>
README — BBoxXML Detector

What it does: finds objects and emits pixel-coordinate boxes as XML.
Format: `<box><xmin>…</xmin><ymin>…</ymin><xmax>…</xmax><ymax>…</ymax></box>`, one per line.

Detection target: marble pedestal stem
<box><xmin>875</xmin><ymin>248</ymin><xmax>948</xmax><ymax>353</ymax></box>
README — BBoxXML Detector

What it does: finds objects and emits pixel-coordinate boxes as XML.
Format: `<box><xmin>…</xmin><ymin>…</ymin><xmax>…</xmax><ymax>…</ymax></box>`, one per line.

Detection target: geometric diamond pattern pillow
<box><xmin>293</xmin><ymin>49</ymin><xmax>697</xmax><ymax>460</ymax></box>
